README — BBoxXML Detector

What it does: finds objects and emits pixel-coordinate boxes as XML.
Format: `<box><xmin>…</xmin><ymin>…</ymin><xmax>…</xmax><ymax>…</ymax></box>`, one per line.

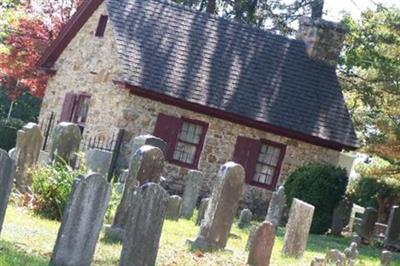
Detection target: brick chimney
<box><xmin>296</xmin><ymin>17</ymin><xmax>348</xmax><ymax>66</ymax></box>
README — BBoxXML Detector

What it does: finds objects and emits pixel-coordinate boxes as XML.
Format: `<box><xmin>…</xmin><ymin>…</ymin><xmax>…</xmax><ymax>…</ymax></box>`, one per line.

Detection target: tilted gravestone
<box><xmin>265</xmin><ymin>186</ymin><xmax>286</xmax><ymax>227</ymax></box>
<box><xmin>85</xmin><ymin>148</ymin><xmax>113</xmax><ymax>176</ymax></box>
<box><xmin>14</xmin><ymin>123</ymin><xmax>43</xmax><ymax>192</ymax></box>
<box><xmin>247</xmin><ymin>221</ymin><xmax>275</xmax><ymax>266</ymax></box>
<box><xmin>50</xmin><ymin>122</ymin><xmax>81</xmax><ymax>165</ymax></box>
<box><xmin>130</xmin><ymin>134</ymin><xmax>166</xmax><ymax>157</ymax></box>
<box><xmin>107</xmin><ymin>145</ymin><xmax>164</xmax><ymax>241</ymax></box>
<box><xmin>180</xmin><ymin>170</ymin><xmax>204</xmax><ymax>219</ymax></box>
<box><xmin>195</xmin><ymin>197</ymin><xmax>209</xmax><ymax>226</ymax></box>
<box><xmin>238</xmin><ymin>208</ymin><xmax>252</xmax><ymax>229</ymax></box>
<box><xmin>119</xmin><ymin>183</ymin><xmax>169</xmax><ymax>266</ymax></box>
<box><xmin>190</xmin><ymin>162</ymin><xmax>245</xmax><ymax>250</ymax></box>
<box><xmin>166</xmin><ymin>195</ymin><xmax>182</xmax><ymax>221</ymax></box>
<box><xmin>282</xmin><ymin>198</ymin><xmax>315</xmax><ymax>258</ymax></box>
<box><xmin>0</xmin><ymin>149</ymin><xmax>16</xmax><ymax>237</ymax></box>
<box><xmin>358</xmin><ymin>207</ymin><xmax>378</xmax><ymax>243</ymax></box>
<box><xmin>384</xmin><ymin>205</ymin><xmax>400</xmax><ymax>248</ymax></box>
<box><xmin>50</xmin><ymin>174</ymin><xmax>111</xmax><ymax>266</ymax></box>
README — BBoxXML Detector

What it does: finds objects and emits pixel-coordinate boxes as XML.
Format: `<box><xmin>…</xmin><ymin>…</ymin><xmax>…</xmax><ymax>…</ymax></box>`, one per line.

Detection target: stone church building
<box><xmin>37</xmin><ymin>0</ymin><xmax>358</xmax><ymax>215</ymax></box>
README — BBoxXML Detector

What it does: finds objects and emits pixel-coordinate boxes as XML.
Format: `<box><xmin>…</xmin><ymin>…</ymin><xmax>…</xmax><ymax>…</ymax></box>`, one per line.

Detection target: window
<box><xmin>153</xmin><ymin>114</ymin><xmax>208</xmax><ymax>169</ymax></box>
<box><xmin>94</xmin><ymin>15</ymin><xmax>108</xmax><ymax>37</ymax></box>
<box><xmin>233</xmin><ymin>136</ymin><xmax>286</xmax><ymax>190</ymax></box>
<box><xmin>60</xmin><ymin>92</ymin><xmax>91</xmax><ymax>132</ymax></box>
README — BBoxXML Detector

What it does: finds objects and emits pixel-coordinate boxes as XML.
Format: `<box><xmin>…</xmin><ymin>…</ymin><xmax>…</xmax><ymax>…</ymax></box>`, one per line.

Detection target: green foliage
<box><xmin>104</xmin><ymin>184</ymin><xmax>123</xmax><ymax>224</ymax></box>
<box><xmin>284</xmin><ymin>163</ymin><xmax>348</xmax><ymax>234</ymax></box>
<box><xmin>0</xmin><ymin>117</ymin><xmax>25</xmax><ymax>151</ymax></box>
<box><xmin>31</xmin><ymin>163</ymin><xmax>85</xmax><ymax>221</ymax></box>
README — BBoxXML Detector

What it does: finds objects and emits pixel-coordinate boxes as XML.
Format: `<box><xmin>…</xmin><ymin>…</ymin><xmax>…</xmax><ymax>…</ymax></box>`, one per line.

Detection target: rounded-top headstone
<box><xmin>238</xmin><ymin>208</ymin><xmax>252</xmax><ymax>229</ymax></box>
<box><xmin>50</xmin><ymin>122</ymin><xmax>81</xmax><ymax>165</ymax></box>
<box><xmin>166</xmin><ymin>195</ymin><xmax>183</xmax><ymax>221</ymax></box>
<box><xmin>181</xmin><ymin>170</ymin><xmax>204</xmax><ymax>219</ymax></box>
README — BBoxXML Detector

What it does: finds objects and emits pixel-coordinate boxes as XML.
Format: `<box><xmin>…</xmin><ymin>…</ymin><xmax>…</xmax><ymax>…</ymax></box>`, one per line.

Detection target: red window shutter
<box><xmin>232</xmin><ymin>136</ymin><xmax>261</xmax><ymax>183</ymax></box>
<box><xmin>95</xmin><ymin>15</ymin><xmax>108</xmax><ymax>37</ymax></box>
<box><xmin>153</xmin><ymin>113</ymin><xmax>182</xmax><ymax>161</ymax></box>
<box><xmin>60</xmin><ymin>92</ymin><xmax>77</xmax><ymax>122</ymax></box>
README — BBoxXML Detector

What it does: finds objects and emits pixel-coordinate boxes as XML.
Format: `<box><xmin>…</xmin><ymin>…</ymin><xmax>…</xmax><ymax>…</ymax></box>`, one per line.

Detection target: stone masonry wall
<box><xmin>39</xmin><ymin>3</ymin><xmax>341</xmax><ymax>217</ymax></box>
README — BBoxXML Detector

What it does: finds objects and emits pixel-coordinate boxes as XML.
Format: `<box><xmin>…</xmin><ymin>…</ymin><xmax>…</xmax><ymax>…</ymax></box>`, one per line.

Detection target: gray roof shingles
<box><xmin>106</xmin><ymin>0</ymin><xmax>359</xmax><ymax>148</ymax></box>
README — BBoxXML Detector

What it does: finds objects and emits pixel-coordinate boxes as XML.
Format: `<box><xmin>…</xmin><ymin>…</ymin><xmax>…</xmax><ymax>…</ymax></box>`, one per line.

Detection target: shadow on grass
<box><xmin>0</xmin><ymin>240</ymin><xmax>48</xmax><ymax>266</ymax></box>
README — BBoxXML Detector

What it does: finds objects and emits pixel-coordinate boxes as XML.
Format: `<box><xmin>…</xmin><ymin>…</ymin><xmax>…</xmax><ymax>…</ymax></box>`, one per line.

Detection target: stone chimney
<box><xmin>296</xmin><ymin>16</ymin><xmax>348</xmax><ymax>66</ymax></box>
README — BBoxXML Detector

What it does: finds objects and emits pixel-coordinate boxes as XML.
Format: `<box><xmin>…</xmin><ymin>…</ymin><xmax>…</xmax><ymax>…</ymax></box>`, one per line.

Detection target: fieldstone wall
<box><xmin>39</xmin><ymin>3</ymin><xmax>341</xmax><ymax>216</ymax></box>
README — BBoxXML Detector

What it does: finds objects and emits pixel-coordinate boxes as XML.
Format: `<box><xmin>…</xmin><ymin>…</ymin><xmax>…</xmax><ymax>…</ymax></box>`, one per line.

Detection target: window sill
<box><xmin>168</xmin><ymin>159</ymin><xmax>199</xmax><ymax>170</ymax></box>
<box><xmin>246</xmin><ymin>180</ymin><xmax>277</xmax><ymax>191</ymax></box>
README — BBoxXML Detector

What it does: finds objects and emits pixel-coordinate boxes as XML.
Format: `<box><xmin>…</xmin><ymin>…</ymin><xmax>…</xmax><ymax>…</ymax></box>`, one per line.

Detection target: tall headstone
<box><xmin>331</xmin><ymin>198</ymin><xmax>352</xmax><ymax>236</ymax></box>
<box><xmin>0</xmin><ymin>149</ymin><xmax>15</xmax><ymax>237</ymax></box>
<box><xmin>282</xmin><ymin>198</ymin><xmax>315</xmax><ymax>258</ymax></box>
<box><xmin>166</xmin><ymin>195</ymin><xmax>182</xmax><ymax>221</ymax></box>
<box><xmin>265</xmin><ymin>186</ymin><xmax>286</xmax><ymax>227</ymax></box>
<box><xmin>50</xmin><ymin>122</ymin><xmax>81</xmax><ymax>165</ymax></box>
<box><xmin>85</xmin><ymin>148</ymin><xmax>113</xmax><ymax>176</ymax></box>
<box><xmin>238</xmin><ymin>208</ymin><xmax>252</xmax><ymax>229</ymax></box>
<box><xmin>384</xmin><ymin>205</ymin><xmax>400</xmax><ymax>247</ymax></box>
<box><xmin>359</xmin><ymin>207</ymin><xmax>378</xmax><ymax>243</ymax></box>
<box><xmin>130</xmin><ymin>134</ymin><xmax>166</xmax><ymax>157</ymax></box>
<box><xmin>14</xmin><ymin>123</ymin><xmax>43</xmax><ymax>192</ymax></box>
<box><xmin>195</xmin><ymin>197</ymin><xmax>209</xmax><ymax>226</ymax></box>
<box><xmin>50</xmin><ymin>174</ymin><xmax>111</xmax><ymax>266</ymax></box>
<box><xmin>119</xmin><ymin>183</ymin><xmax>169</xmax><ymax>266</ymax></box>
<box><xmin>191</xmin><ymin>162</ymin><xmax>245</xmax><ymax>250</ymax></box>
<box><xmin>181</xmin><ymin>170</ymin><xmax>204</xmax><ymax>219</ymax></box>
<box><xmin>107</xmin><ymin>145</ymin><xmax>164</xmax><ymax>240</ymax></box>
<box><xmin>247</xmin><ymin>221</ymin><xmax>276</xmax><ymax>266</ymax></box>
<box><xmin>245</xmin><ymin>225</ymin><xmax>258</xmax><ymax>251</ymax></box>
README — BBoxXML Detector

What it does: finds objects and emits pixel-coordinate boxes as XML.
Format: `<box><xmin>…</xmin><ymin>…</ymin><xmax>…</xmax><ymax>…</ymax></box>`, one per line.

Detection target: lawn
<box><xmin>0</xmin><ymin>205</ymin><xmax>398</xmax><ymax>266</ymax></box>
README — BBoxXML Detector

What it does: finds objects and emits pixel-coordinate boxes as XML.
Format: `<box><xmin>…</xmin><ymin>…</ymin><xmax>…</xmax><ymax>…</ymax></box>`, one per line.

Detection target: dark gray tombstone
<box><xmin>181</xmin><ymin>170</ymin><xmax>204</xmax><ymax>219</ymax></box>
<box><xmin>238</xmin><ymin>208</ymin><xmax>252</xmax><ymax>229</ymax></box>
<box><xmin>359</xmin><ymin>207</ymin><xmax>378</xmax><ymax>243</ymax></box>
<box><xmin>50</xmin><ymin>122</ymin><xmax>81</xmax><ymax>165</ymax></box>
<box><xmin>247</xmin><ymin>221</ymin><xmax>275</xmax><ymax>266</ymax></box>
<box><xmin>282</xmin><ymin>198</ymin><xmax>315</xmax><ymax>258</ymax></box>
<box><xmin>107</xmin><ymin>145</ymin><xmax>164</xmax><ymax>241</ymax></box>
<box><xmin>384</xmin><ymin>205</ymin><xmax>400</xmax><ymax>248</ymax></box>
<box><xmin>166</xmin><ymin>195</ymin><xmax>182</xmax><ymax>221</ymax></box>
<box><xmin>14</xmin><ymin>123</ymin><xmax>43</xmax><ymax>192</ymax></box>
<box><xmin>265</xmin><ymin>186</ymin><xmax>285</xmax><ymax>227</ymax></box>
<box><xmin>331</xmin><ymin>198</ymin><xmax>352</xmax><ymax>236</ymax></box>
<box><xmin>195</xmin><ymin>197</ymin><xmax>209</xmax><ymax>226</ymax></box>
<box><xmin>130</xmin><ymin>134</ymin><xmax>166</xmax><ymax>156</ymax></box>
<box><xmin>50</xmin><ymin>174</ymin><xmax>111</xmax><ymax>266</ymax></box>
<box><xmin>190</xmin><ymin>162</ymin><xmax>245</xmax><ymax>250</ymax></box>
<box><xmin>119</xmin><ymin>183</ymin><xmax>169</xmax><ymax>266</ymax></box>
<box><xmin>0</xmin><ymin>149</ymin><xmax>16</xmax><ymax>237</ymax></box>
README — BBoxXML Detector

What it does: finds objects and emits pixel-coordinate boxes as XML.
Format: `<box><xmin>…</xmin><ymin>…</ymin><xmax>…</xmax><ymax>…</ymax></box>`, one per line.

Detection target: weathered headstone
<box><xmin>14</xmin><ymin>123</ymin><xmax>43</xmax><ymax>192</ymax></box>
<box><xmin>331</xmin><ymin>198</ymin><xmax>351</xmax><ymax>236</ymax></box>
<box><xmin>238</xmin><ymin>208</ymin><xmax>252</xmax><ymax>229</ymax></box>
<box><xmin>50</xmin><ymin>122</ymin><xmax>81</xmax><ymax>165</ymax></box>
<box><xmin>359</xmin><ymin>207</ymin><xmax>378</xmax><ymax>243</ymax></box>
<box><xmin>191</xmin><ymin>162</ymin><xmax>245</xmax><ymax>250</ymax></box>
<box><xmin>195</xmin><ymin>197</ymin><xmax>209</xmax><ymax>226</ymax></box>
<box><xmin>85</xmin><ymin>148</ymin><xmax>113</xmax><ymax>176</ymax></box>
<box><xmin>181</xmin><ymin>170</ymin><xmax>204</xmax><ymax>219</ymax></box>
<box><xmin>107</xmin><ymin>145</ymin><xmax>164</xmax><ymax>241</ymax></box>
<box><xmin>310</xmin><ymin>257</ymin><xmax>326</xmax><ymax>266</ymax></box>
<box><xmin>0</xmin><ymin>149</ymin><xmax>16</xmax><ymax>237</ymax></box>
<box><xmin>245</xmin><ymin>225</ymin><xmax>258</xmax><ymax>251</ymax></box>
<box><xmin>265</xmin><ymin>186</ymin><xmax>286</xmax><ymax>227</ymax></box>
<box><xmin>130</xmin><ymin>134</ymin><xmax>166</xmax><ymax>157</ymax></box>
<box><xmin>384</xmin><ymin>205</ymin><xmax>400</xmax><ymax>247</ymax></box>
<box><xmin>50</xmin><ymin>174</ymin><xmax>111</xmax><ymax>266</ymax></box>
<box><xmin>282</xmin><ymin>198</ymin><xmax>315</xmax><ymax>258</ymax></box>
<box><xmin>344</xmin><ymin>242</ymin><xmax>359</xmax><ymax>263</ymax></box>
<box><xmin>380</xmin><ymin>250</ymin><xmax>393</xmax><ymax>266</ymax></box>
<box><xmin>166</xmin><ymin>195</ymin><xmax>182</xmax><ymax>221</ymax></box>
<box><xmin>119</xmin><ymin>183</ymin><xmax>169</xmax><ymax>266</ymax></box>
<box><xmin>247</xmin><ymin>221</ymin><xmax>275</xmax><ymax>266</ymax></box>
<box><xmin>325</xmin><ymin>249</ymin><xmax>346</xmax><ymax>266</ymax></box>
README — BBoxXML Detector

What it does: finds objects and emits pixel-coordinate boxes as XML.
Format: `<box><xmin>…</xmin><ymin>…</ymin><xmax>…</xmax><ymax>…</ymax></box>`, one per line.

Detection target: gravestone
<box><xmin>310</xmin><ymin>257</ymin><xmax>326</xmax><ymax>266</ymax></box>
<box><xmin>118</xmin><ymin>169</ymin><xmax>129</xmax><ymax>183</ymax></box>
<box><xmin>191</xmin><ymin>162</ymin><xmax>245</xmax><ymax>250</ymax></box>
<box><xmin>50</xmin><ymin>174</ymin><xmax>111</xmax><ymax>266</ymax></box>
<box><xmin>119</xmin><ymin>183</ymin><xmax>169</xmax><ymax>266</ymax></box>
<box><xmin>384</xmin><ymin>205</ymin><xmax>400</xmax><ymax>247</ymax></box>
<box><xmin>166</xmin><ymin>195</ymin><xmax>182</xmax><ymax>221</ymax></box>
<box><xmin>344</xmin><ymin>242</ymin><xmax>358</xmax><ymax>263</ymax></box>
<box><xmin>351</xmin><ymin>233</ymin><xmax>362</xmax><ymax>247</ymax></box>
<box><xmin>359</xmin><ymin>207</ymin><xmax>378</xmax><ymax>243</ymax></box>
<box><xmin>181</xmin><ymin>170</ymin><xmax>204</xmax><ymax>219</ymax></box>
<box><xmin>130</xmin><ymin>134</ymin><xmax>166</xmax><ymax>157</ymax></box>
<box><xmin>0</xmin><ymin>149</ymin><xmax>16</xmax><ymax>237</ymax></box>
<box><xmin>326</xmin><ymin>249</ymin><xmax>346</xmax><ymax>266</ymax></box>
<box><xmin>265</xmin><ymin>186</ymin><xmax>286</xmax><ymax>227</ymax></box>
<box><xmin>282</xmin><ymin>198</ymin><xmax>315</xmax><ymax>258</ymax></box>
<box><xmin>245</xmin><ymin>225</ymin><xmax>258</xmax><ymax>251</ymax></box>
<box><xmin>14</xmin><ymin>123</ymin><xmax>43</xmax><ymax>192</ymax></box>
<box><xmin>331</xmin><ymin>198</ymin><xmax>352</xmax><ymax>236</ymax></box>
<box><xmin>107</xmin><ymin>145</ymin><xmax>164</xmax><ymax>241</ymax></box>
<box><xmin>380</xmin><ymin>250</ymin><xmax>393</xmax><ymax>266</ymax></box>
<box><xmin>196</xmin><ymin>197</ymin><xmax>209</xmax><ymax>226</ymax></box>
<box><xmin>85</xmin><ymin>148</ymin><xmax>113</xmax><ymax>176</ymax></box>
<box><xmin>50</xmin><ymin>122</ymin><xmax>81</xmax><ymax>165</ymax></box>
<box><xmin>238</xmin><ymin>208</ymin><xmax>252</xmax><ymax>229</ymax></box>
<box><xmin>247</xmin><ymin>221</ymin><xmax>275</xmax><ymax>266</ymax></box>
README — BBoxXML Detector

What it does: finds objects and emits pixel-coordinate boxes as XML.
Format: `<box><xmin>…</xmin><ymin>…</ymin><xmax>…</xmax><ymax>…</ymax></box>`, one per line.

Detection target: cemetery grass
<box><xmin>1</xmin><ymin>205</ymin><xmax>399</xmax><ymax>266</ymax></box>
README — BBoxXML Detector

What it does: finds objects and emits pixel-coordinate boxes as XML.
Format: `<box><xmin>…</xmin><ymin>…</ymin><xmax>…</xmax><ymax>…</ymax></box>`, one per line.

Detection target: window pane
<box><xmin>173</xmin><ymin>141</ymin><xmax>197</xmax><ymax>164</ymax></box>
<box><xmin>178</xmin><ymin>121</ymin><xmax>203</xmax><ymax>144</ymax></box>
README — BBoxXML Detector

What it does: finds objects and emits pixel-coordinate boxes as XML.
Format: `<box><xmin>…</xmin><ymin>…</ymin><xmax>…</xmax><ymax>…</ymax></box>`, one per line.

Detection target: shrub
<box><xmin>284</xmin><ymin>163</ymin><xmax>348</xmax><ymax>234</ymax></box>
<box><xmin>0</xmin><ymin>118</ymin><xmax>25</xmax><ymax>151</ymax></box>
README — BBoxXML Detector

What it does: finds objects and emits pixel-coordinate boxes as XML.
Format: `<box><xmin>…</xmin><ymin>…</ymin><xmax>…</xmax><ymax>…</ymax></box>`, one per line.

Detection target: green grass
<box><xmin>0</xmin><ymin>205</ymin><xmax>399</xmax><ymax>265</ymax></box>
